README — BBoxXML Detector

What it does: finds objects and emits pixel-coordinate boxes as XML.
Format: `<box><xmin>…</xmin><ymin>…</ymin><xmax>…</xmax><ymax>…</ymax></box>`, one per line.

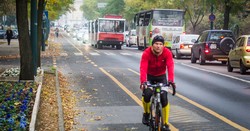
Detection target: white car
<box><xmin>171</xmin><ymin>34</ymin><xmax>199</xmax><ymax>59</ymax></box>
<box><xmin>127</xmin><ymin>29</ymin><xmax>136</xmax><ymax>47</ymax></box>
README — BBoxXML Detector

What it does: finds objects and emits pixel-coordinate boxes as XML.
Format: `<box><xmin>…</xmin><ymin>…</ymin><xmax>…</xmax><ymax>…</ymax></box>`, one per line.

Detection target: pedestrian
<box><xmin>55</xmin><ymin>27</ymin><xmax>59</xmax><ymax>38</ymax></box>
<box><xmin>5</xmin><ymin>27</ymin><xmax>13</xmax><ymax>45</ymax></box>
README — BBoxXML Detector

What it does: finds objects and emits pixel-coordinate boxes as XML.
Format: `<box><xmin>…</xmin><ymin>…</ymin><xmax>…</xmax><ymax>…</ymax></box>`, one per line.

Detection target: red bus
<box><xmin>89</xmin><ymin>15</ymin><xmax>125</xmax><ymax>49</ymax></box>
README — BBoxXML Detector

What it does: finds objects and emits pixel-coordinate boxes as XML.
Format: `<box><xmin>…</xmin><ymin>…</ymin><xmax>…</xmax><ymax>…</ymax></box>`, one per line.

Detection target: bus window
<box><xmin>144</xmin><ymin>11</ymin><xmax>152</xmax><ymax>26</ymax></box>
<box><xmin>134</xmin><ymin>14</ymin><xmax>138</xmax><ymax>26</ymax></box>
<box><xmin>139</xmin><ymin>13</ymin><xmax>145</xmax><ymax>26</ymax></box>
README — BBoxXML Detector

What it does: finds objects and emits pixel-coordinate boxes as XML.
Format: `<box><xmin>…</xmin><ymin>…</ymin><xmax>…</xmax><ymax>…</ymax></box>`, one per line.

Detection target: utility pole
<box><xmin>31</xmin><ymin>0</ymin><xmax>38</xmax><ymax>76</ymax></box>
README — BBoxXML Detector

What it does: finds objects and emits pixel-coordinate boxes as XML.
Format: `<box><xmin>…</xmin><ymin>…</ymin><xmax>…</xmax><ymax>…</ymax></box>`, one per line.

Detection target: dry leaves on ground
<box><xmin>35</xmin><ymin>40</ymin><xmax>80</xmax><ymax>130</ymax></box>
<box><xmin>35</xmin><ymin>71</ymin><xmax>79</xmax><ymax>131</ymax></box>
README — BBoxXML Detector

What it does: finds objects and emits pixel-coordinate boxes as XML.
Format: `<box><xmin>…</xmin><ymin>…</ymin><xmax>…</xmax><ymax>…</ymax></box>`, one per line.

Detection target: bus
<box><xmin>89</xmin><ymin>15</ymin><xmax>125</xmax><ymax>49</ymax></box>
<box><xmin>134</xmin><ymin>9</ymin><xmax>185</xmax><ymax>50</ymax></box>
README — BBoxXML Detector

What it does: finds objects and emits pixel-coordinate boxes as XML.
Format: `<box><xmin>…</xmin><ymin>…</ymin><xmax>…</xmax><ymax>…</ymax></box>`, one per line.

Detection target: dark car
<box><xmin>191</xmin><ymin>30</ymin><xmax>236</xmax><ymax>65</ymax></box>
<box><xmin>0</xmin><ymin>30</ymin><xmax>6</xmax><ymax>39</ymax></box>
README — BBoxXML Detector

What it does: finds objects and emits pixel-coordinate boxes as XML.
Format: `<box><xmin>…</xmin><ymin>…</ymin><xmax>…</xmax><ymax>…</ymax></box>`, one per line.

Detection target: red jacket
<box><xmin>140</xmin><ymin>47</ymin><xmax>174</xmax><ymax>84</ymax></box>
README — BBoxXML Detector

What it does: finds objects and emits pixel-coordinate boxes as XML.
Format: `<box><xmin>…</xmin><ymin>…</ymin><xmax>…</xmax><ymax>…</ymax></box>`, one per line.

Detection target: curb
<box><xmin>55</xmin><ymin>68</ymin><xmax>65</xmax><ymax>131</ymax></box>
<box><xmin>29</xmin><ymin>69</ymin><xmax>44</xmax><ymax>131</ymax></box>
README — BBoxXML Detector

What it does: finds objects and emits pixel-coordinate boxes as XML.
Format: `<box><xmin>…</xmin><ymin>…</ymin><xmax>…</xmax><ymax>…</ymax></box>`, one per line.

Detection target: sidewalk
<box><xmin>0</xmin><ymin>39</ymin><xmax>20</xmax><ymax>59</ymax></box>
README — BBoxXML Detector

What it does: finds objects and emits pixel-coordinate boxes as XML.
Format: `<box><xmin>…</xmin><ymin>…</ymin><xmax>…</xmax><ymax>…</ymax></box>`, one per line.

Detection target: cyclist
<box><xmin>140</xmin><ymin>35</ymin><xmax>176</xmax><ymax>131</ymax></box>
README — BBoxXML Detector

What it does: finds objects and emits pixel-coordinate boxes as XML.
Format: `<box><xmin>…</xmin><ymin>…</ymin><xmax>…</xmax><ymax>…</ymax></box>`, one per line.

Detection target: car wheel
<box><xmin>176</xmin><ymin>49</ymin><xmax>181</xmax><ymax>59</ymax></box>
<box><xmin>227</xmin><ymin>60</ymin><xmax>233</xmax><ymax>72</ymax></box>
<box><xmin>128</xmin><ymin>42</ymin><xmax>132</xmax><ymax>47</ymax></box>
<box><xmin>191</xmin><ymin>52</ymin><xmax>197</xmax><ymax>63</ymax></box>
<box><xmin>116</xmin><ymin>45</ymin><xmax>121</xmax><ymax>50</ymax></box>
<box><xmin>221</xmin><ymin>61</ymin><xmax>227</xmax><ymax>64</ymax></box>
<box><xmin>97</xmin><ymin>44</ymin><xmax>103</xmax><ymax>49</ymax></box>
<box><xmin>199</xmin><ymin>52</ymin><xmax>205</xmax><ymax>65</ymax></box>
<box><xmin>240</xmin><ymin>61</ymin><xmax>247</xmax><ymax>74</ymax></box>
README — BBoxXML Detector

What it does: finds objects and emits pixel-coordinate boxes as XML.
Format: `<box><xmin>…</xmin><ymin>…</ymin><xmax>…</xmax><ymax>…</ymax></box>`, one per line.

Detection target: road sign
<box><xmin>209</xmin><ymin>14</ymin><xmax>216</xmax><ymax>22</ymax></box>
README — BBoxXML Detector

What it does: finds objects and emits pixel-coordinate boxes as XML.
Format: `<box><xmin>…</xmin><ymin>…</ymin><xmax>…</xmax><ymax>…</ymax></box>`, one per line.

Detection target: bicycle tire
<box><xmin>156</xmin><ymin>103</ymin><xmax>163</xmax><ymax>131</ymax></box>
<box><xmin>149</xmin><ymin>99</ymin><xmax>155</xmax><ymax>131</ymax></box>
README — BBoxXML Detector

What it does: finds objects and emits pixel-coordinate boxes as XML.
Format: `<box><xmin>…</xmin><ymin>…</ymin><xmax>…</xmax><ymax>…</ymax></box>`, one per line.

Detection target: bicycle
<box><xmin>146</xmin><ymin>81</ymin><xmax>176</xmax><ymax>131</ymax></box>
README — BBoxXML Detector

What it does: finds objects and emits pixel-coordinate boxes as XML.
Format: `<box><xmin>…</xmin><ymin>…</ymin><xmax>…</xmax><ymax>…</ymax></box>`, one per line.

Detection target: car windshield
<box><xmin>181</xmin><ymin>35</ymin><xmax>199</xmax><ymax>42</ymax></box>
<box><xmin>209</xmin><ymin>31</ymin><xmax>234</xmax><ymax>41</ymax></box>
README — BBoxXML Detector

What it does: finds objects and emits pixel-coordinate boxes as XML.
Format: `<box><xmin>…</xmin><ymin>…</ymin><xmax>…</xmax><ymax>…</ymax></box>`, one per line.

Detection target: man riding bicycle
<box><xmin>140</xmin><ymin>35</ymin><xmax>176</xmax><ymax>131</ymax></box>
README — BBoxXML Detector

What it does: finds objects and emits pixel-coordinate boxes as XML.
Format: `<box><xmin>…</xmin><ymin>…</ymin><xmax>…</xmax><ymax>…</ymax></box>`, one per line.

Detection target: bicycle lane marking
<box><xmin>99</xmin><ymin>67</ymin><xmax>179</xmax><ymax>131</ymax></box>
<box><xmin>128</xmin><ymin>68</ymin><xmax>249</xmax><ymax>131</ymax></box>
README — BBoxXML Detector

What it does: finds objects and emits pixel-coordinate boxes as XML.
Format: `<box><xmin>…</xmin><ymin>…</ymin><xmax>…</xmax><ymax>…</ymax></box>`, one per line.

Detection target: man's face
<box><xmin>152</xmin><ymin>41</ymin><xmax>164</xmax><ymax>55</ymax></box>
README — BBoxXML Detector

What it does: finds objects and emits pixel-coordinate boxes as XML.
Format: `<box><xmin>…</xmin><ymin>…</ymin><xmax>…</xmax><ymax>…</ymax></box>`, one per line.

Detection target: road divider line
<box><xmin>99</xmin><ymin>67</ymin><xmax>179</xmax><ymax>131</ymax></box>
<box><xmin>128</xmin><ymin>68</ymin><xmax>249</xmax><ymax>131</ymax></box>
<box><xmin>181</xmin><ymin>63</ymin><xmax>250</xmax><ymax>84</ymax></box>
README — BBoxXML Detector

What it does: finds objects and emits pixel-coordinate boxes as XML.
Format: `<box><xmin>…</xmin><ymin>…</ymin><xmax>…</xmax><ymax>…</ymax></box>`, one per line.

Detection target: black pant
<box><xmin>7</xmin><ymin>38</ymin><xmax>11</xmax><ymax>45</ymax></box>
<box><xmin>142</xmin><ymin>74</ymin><xmax>168</xmax><ymax>107</ymax></box>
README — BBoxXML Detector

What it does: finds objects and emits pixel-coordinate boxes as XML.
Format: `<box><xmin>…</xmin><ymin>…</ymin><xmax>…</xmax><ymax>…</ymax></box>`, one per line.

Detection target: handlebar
<box><xmin>145</xmin><ymin>82</ymin><xmax>176</xmax><ymax>96</ymax></box>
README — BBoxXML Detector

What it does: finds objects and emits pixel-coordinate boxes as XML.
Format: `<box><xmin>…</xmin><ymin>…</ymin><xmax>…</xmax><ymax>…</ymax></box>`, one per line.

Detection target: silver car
<box><xmin>171</xmin><ymin>34</ymin><xmax>199</xmax><ymax>59</ymax></box>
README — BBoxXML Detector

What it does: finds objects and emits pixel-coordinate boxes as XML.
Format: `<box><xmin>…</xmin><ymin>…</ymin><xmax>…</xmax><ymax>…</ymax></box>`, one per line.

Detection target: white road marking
<box><xmin>181</xmin><ymin>63</ymin><xmax>250</xmax><ymax>84</ymax></box>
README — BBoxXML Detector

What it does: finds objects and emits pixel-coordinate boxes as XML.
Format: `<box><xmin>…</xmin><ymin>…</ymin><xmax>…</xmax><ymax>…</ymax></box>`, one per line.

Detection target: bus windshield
<box><xmin>152</xmin><ymin>10</ymin><xmax>184</xmax><ymax>26</ymax></box>
<box><xmin>99</xmin><ymin>19</ymin><xmax>125</xmax><ymax>33</ymax></box>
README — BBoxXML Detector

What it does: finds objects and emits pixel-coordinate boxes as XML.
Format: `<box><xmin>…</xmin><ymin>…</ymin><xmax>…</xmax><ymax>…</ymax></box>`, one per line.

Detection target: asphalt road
<box><xmin>56</xmin><ymin>32</ymin><xmax>250</xmax><ymax>131</ymax></box>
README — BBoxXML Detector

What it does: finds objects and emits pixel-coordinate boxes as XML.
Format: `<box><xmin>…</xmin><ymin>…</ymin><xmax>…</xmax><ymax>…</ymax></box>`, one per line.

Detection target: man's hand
<box><xmin>140</xmin><ymin>82</ymin><xmax>147</xmax><ymax>91</ymax></box>
<box><xmin>168</xmin><ymin>81</ymin><xmax>176</xmax><ymax>96</ymax></box>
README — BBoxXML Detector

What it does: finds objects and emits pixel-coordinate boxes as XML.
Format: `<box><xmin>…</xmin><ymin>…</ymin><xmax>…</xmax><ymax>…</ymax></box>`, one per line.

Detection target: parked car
<box><xmin>0</xmin><ymin>30</ymin><xmax>6</xmax><ymax>39</ymax></box>
<box><xmin>12</xmin><ymin>29</ymin><xmax>18</xmax><ymax>39</ymax></box>
<box><xmin>127</xmin><ymin>29</ymin><xmax>136</xmax><ymax>47</ymax></box>
<box><xmin>227</xmin><ymin>35</ymin><xmax>250</xmax><ymax>74</ymax></box>
<box><xmin>171</xmin><ymin>34</ymin><xmax>199</xmax><ymax>59</ymax></box>
<box><xmin>191</xmin><ymin>30</ymin><xmax>236</xmax><ymax>65</ymax></box>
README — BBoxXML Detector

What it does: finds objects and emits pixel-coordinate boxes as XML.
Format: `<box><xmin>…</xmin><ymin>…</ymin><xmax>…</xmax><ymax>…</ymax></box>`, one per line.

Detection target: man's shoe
<box><xmin>162</xmin><ymin>124</ymin><xmax>171</xmax><ymax>131</ymax></box>
<box><xmin>142</xmin><ymin>113</ymin><xmax>149</xmax><ymax>125</ymax></box>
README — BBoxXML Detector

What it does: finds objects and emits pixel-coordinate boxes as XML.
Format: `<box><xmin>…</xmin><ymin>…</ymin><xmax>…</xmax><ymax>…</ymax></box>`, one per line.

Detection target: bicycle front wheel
<box><xmin>155</xmin><ymin>104</ymin><xmax>163</xmax><ymax>131</ymax></box>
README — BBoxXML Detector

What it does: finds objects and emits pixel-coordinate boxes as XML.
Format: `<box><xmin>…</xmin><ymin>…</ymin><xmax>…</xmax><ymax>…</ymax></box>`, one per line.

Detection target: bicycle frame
<box><xmin>148</xmin><ymin>83</ymin><xmax>168</xmax><ymax>131</ymax></box>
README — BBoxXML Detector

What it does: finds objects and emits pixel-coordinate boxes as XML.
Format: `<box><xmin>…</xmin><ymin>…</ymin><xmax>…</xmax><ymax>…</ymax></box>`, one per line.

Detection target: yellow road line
<box><xmin>99</xmin><ymin>68</ymin><xmax>142</xmax><ymax>107</ymax></box>
<box><xmin>128</xmin><ymin>68</ymin><xmax>249</xmax><ymax>131</ymax></box>
<box><xmin>99</xmin><ymin>67</ymin><xmax>179</xmax><ymax>131</ymax></box>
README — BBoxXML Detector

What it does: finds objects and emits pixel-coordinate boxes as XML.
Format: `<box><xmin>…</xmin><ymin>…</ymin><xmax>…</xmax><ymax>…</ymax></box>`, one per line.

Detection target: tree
<box><xmin>81</xmin><ymin>0</ymin><xmax>100</xmax><ymax>20</ymax></box>
<box><xmin>16</xmin><ymin>0</ymin><xmax>34</xmax><ymax>80</ymax></box>
<box><xmin>174</xmin><ymin>0</ymin><xmax>205</xmax><ymax>33</ymax></box>
<box><xmin>45</xmin><ymin>0</ymin><xmax>74</xmax><ymax>20</ymax></box>
<box><xmin>0</xmin><ymin>0</ymin><xmax>16</xmax><ymax>16</ymax></box>
<box><xmin>101</xmin><ymin>0</ymin><xmax>125</xmax><ymax>16</ymax></box>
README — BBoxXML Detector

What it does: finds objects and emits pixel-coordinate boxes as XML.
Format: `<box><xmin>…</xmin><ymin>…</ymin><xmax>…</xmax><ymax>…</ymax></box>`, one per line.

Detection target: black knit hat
<box><xmin>152</xmin><ymin>35</ymin><xmax>164</xmax><ymax>45</ymax></box>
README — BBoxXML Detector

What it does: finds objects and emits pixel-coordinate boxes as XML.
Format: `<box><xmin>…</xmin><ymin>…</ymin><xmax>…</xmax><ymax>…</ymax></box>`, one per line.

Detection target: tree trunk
<box><xmin>223</xmin><ymin>0</ymin><xmax>231</xmax><ymax>30</ymax></box>
<box><xmin>37</xmin><ymin>0</ymin><xmax>45</xmax><ymax>67</ymax></box>
<box><xmin>16</xmin><ymin>0</ymin><xmax>34</xmax><ymax>80</ymax></box>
